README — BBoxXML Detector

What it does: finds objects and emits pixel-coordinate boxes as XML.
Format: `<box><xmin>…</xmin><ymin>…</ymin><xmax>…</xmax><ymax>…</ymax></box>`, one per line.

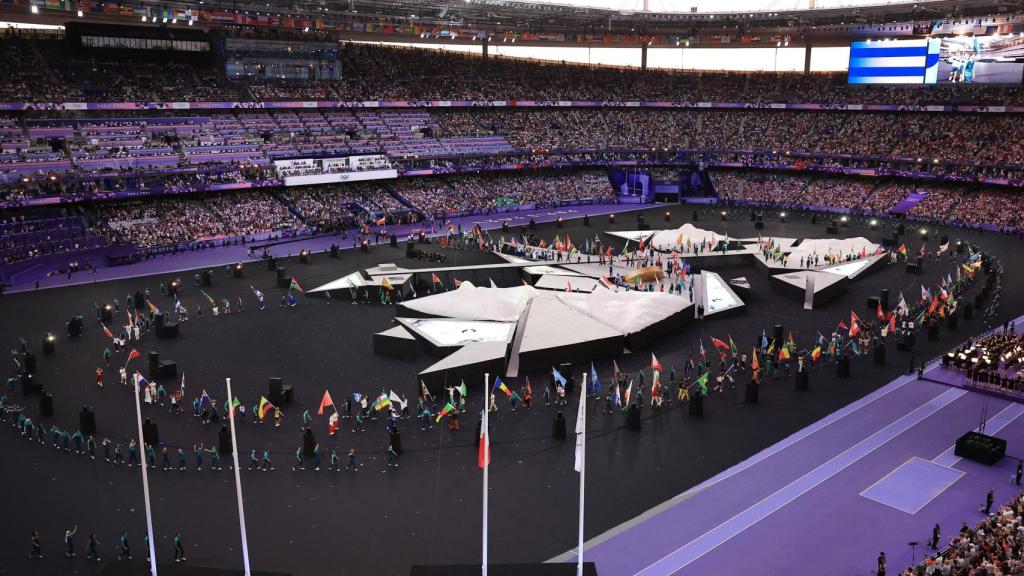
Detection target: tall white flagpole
<box><xmin>482</xmin><ymin>372</ymin><xmax>490</xmax><ymax>576</ymax></box>
<box><xmin>131</xmin><ymin>377</ymin><xmax>158</xmax><ymax>576</ymax></box>
<box><xmin>577</xmin><ymin>373</ymin><xmax>587</xmax><ymax>576</ymax></box>
<box><xmin>225</xmin><ymin>378</ymin><xmax>252</xmax><ymax>576</ymax></box>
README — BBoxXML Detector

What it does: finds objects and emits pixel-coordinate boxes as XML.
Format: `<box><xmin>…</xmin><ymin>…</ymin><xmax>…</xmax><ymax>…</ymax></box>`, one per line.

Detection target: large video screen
<box><xmin>848</xmin><ymin>36</ymin><xmax>1024</xmax><ymax>84</ymax></box>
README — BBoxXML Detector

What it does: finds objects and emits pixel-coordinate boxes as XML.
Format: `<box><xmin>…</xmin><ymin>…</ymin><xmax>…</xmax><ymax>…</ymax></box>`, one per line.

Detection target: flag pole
<box><xmin>482</xmin><ymin>372</ymin><xmax>490</xmax><ymax>576</ymax></box>
<box><xmin>577</xmin><ymin>373</ymin><xmax>587</xmax><ymax>576</ymax></box>
<box><xmin>226</xmin><ymin>378</ymin><xmax>252</xmax><ymax>576</ymax></box>
<box><xmin>131</xmin><ymin>376</ymin><xmax>158</xmax><ymax>576</ymax></box>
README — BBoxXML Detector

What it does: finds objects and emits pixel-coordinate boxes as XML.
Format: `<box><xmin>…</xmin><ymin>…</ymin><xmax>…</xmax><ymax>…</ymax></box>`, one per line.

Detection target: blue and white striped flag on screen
<box><xmin>847</xmin><ymin>39</ymin><xmax>940</xmax><ymax>84</ymax></box>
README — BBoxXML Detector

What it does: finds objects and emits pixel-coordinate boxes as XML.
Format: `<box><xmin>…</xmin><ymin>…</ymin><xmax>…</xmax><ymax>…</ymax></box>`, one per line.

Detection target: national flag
<box><xmin>897</xmin><ymin>292</ymin><xmax>909</xmax><ymax>314</ymax></box>
<box><xmin>778</xmin><ymin>346</ymin><xmax>790</xmax><ymax>361</ymax></box>
<box><xmin>728</xmin><ymin>335</ymin><xmax>737</xmax><ymax>354</ymax></box>
<box><xmin>457</xmin><ymin>381</ymin><xmax>468</xmax><ymax>399</ymax></box>
<box><xmin>250</xmin><ymin>285</ymin><xmax>264</xmax><ymax>301</ymax></box>
<box><xmin>761</xmin><ymin>330</ymin><xmax>769</xmax><ymax>350</ymax></box>
<box><xmin>651</xmin><ymin>353</ymin><xmax>664</xmax><ymax>372</ymax></box>
<box><xmin>317</xmin><ymin>390</ymin><xmax>335</xmax><ymax>415</ymax></box>
<box><xmin>453</xmin><ymin>278</ymin><xmax>463</xmax><ymax>288</ymax></box>
<box><xmin>574</xmin><ymin>386</ymin><xmax>586</xmax><ymax>473</ymax></box>
<box><xmin>887</xmin><ymin>314</ymin><xmax>896</xmax><ymax>335</ymax></box>
<box><xmin>257</xmin><ymin>396</ymin><xmax>275</xmax><ymax>419</ymax></box>
<box><xmin>199</xmin><ymin>390</ymin><xmax>212</xmax><ymax>409</ymax></box>
<box><xmin>289</xmin><ymin>278</ymin><xmax>303</xmax><ymax>293</ymax></box>
<box><xmin>612</xmin><ymin>360</ymin><xmax>620</xmax><ymax>377</ymax></box>
<box><xmin>920</xmin><ymin>285</ymin><xmax>931</xmax><ymax>302</ymax></box>
<box><xmin>711</xmin><ymin>337</ymin><xmax>730</xmax><ymax>351</ymax></box>
<box><xmin>751</xmin><ymin>348</ymin><xmax>760</xmax><ymax>371</ymax></box>
<box><xmin>430</xmin><ymin>272</ymin><xmax>442</xmax><ymax>286</ymax></box>
<box><xmin>132</xmin><ymin>371</ymin><xmax>149</xmax><ymax>390</ymax></box>
<box><xmin>478</xmin><ymin>404</ymin><xmax>490</xmax><ymax>469</ymax></box>
<box><xmin>380</xmin><ymin>277</ymin><xmax>393</xmax><ymax>291</ymax></box>
<box><xmin>898</xmin><ymin>243</ymin><xmax>907</xmax><ymax>256</ymax></box>
<box><xmin>126</xmin><ymin>309</ymin><xmax>133</xmax><ymax>327</ymax></box>
<box><xmin>372</xmin><ymin>393</ymin><xmax>391</xmax><ymax>412</ymax></box>
<box><xmin>101</xmin><ymin>323</ymin><xmax>114</xmax><ymax>339</ymax></box>
<box><xmin>624</xmin><ymin>381</ymin><xmax>633</xmax><ymax>406</ymax></box>
<box><xmin>388</xmin><ymin>390</ymin><xmax>406</xmax><ymax>409</ymax></box>
<box><xmin>435</xmin><ymin>401</ymin><xmax>455</xmax><ymax>422</ymax></box>
<box><xmin>126</xmin><ymin>348</ymin><xmax>140</xmax><ymax>363</ymax></box>
<box><xmin>174</xmin><ymin>294</ymin><xmax>184</xmax><ymax>313</ymax></box>
<box><xmin>373</xmin><ymin>216</ymin><xmax>386</xmax><ymax>226</ymax></box>
<box><xmin>612</xmin><ymin>383</ymin><xmax>622</xmax><ymax>407</ymax></box>
<box><xmin>552</xmin><ymin>367</ymin><xmax>567</xmax><ymax>386</ymax></box>
<box><xmin>180</xmin><ymin>372</ymin><xmax>186</xmax><ymax>394</ymax></box>
<box><xmin>147</xmin><ymin>300</ymin><xmax>160</xmax><ymax>315</ymax></box>
<box><xmin>566</xmin><ymin>280</ymin><xmax>573</xmax><ymax>293</ymax></box>
<box><xmin>229</xmin><ymin>396</ymin><xmax>241</xmax><ymax>416</ymax></box>
<box><xmin>590</xmin><ymin>362</ymin><xmax>600</xmax><ymax>394</ymax></box>
<box><xmin>811</xmin><ymin>346</ymin><xmax>822</xmax><ymax>362</ymax></box>
<box><xmin>694</xmin><ymin>372</ymin><xmax>709</xmax><ymax>396</ymax></box>
<box><xmin>420</xmin><ymin>380</ymin><xmax>433</xmax><ymax>400</ymax></box>
<box><xmin>877</xmin><ymin>302</ymin><xmax>885</xmax><ymax>321</ymax></box>
<box><xmin>493</xmin><ymin>377</ymin><xmax>512</xmax><ymax>398</ymax></box>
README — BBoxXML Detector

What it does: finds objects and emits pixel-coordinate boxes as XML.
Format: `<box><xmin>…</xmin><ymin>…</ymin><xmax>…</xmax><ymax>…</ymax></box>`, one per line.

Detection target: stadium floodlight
<box><xmin>30</xmin><ymin>4</ymin><xmax>38</xmax><ymax>13</ymax></box>
<box><xmin>188</xmin><ymin>19</ymin><xmax>193</xmax><ymax>25</ymax></box>
<box><xmin>77</xmin><ymin>9</ymin><xmax>83</xmax><ymax>16</ymax></box>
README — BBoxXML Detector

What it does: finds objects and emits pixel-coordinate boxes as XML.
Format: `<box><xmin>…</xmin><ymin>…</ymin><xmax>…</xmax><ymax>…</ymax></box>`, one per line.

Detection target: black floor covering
<box><xmin>0</xmin><ymin>206</ymin><xmax>1021</xmax><ymax>576</ymax></box>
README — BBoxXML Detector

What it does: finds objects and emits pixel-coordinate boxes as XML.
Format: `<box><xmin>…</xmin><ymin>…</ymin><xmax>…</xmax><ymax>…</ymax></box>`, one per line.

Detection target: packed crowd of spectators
<box><xmin>98</xmin><ymin>198</ymin><xmax>226</xmax><ymax>248</ymax></box>
<box><xmin>900</xmin><ymin>489</ymin><xmax>1024</xmax><ymax>576</ymax></box>
<box><xmin>283</xmin><ymin>182</ymin><xmax>407</xmax><ymax>226</ymax></box>
<box><xmin>388</xmin><ymin>170</ymin><xmax>613</xmax><ymax>217</ymax></box>
<box><xmin>203</xmin><ymin>191</ymin><xmax>301</xmax><ymax>236</ymax></box>
<box><xmin>2</xmin><ymin>35</ymin><xmax>1024</xmax><ymax>106</ymax></box>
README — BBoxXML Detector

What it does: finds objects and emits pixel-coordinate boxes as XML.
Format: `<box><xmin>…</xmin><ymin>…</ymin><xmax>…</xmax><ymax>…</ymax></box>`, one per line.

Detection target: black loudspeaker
<box><xmin>299</xmin><ymin>251</ymin><xmax>310</xmax><ymax>264</ymax></box>
<box><xmin>156</xmin><ymin>322</ymin><xmax>179</xmax><ymax>339</ymax></box>
<box><xmin>330</xmin><ymin>245</ymin><xmax>339</xmax><ymax>258</ymax></box>
<box><xmin>626</xmin><ymin>405</ymin><xmax>642</xmax><ymax>430</ymax></box>
<box><xmin>267</xmin><ymin>258</ymin><xmax>276</xmax><ymax>271</ymax></box>
<box><xmin>583</xmin><ymin>215</ymin><xmax>590</xmax><ymax>226</ymax></box>
<box><xmin>79</xmin><ymin>407</ymin><xmax>96</xmax><ymax>435</ymax></box>
<box><xmin>276</xmin><ymin>267</ymin><xmax>287</xmax><ymax>279</ymax></box>
<box><xmin>874</xmin><ymin>346</ymin><xmax>886</xmax><ymax>365</ymax></box>
<box><xmin>21</xmin><ymin>374</ymin><xmax>37</xmax><ymax>395</ymax></box>
<box><xmin>233</xmin><ymin>265</ymin><xmax>243</xmax><ymax>279</ymax></box>
<box><xmin>916</xmin><ymin>256</ymin><xmax>923</xmax><ymax>270</ymax></box>
<box><xmin>867</xmin><ymin>296</ymin><xmax>880</xmax><ymax>313</ymax></box>
<box><xmin>269</xmin><ymin>377</ymin><xmax>284</xmax><ymax>405</ymax></box>
<box><xmin>168</xmin><ymin>282</ymin><xmax>178</xmax><ymax>299</ymax></box>
<box><xmin>281</xmin><ymin>384</ymin><xmax>294</xmax><ymax>405</ymax></box>
<box><xmin>101</xmin><ymin>305</ymin><xmax>113</xmax><ymax>322</ymax></box>
<box><xmin>159</xmin><ymin>360</ymin><xmax>177</xmax><ymax>378</ymax></box>
<box><xmin>39</xmin><ymin>393</ymin><xmax>54</xmax><ymax>417</ymax></box>
<box><xmin>155</xmin><ymin>313</ymin><xmax>166</xmax><ymax>328</ymax></box>
<box><xmin>24</xmin><ymin>352</ymin><xmax>36</xmax><ymax>374</ymax></box>
<box><xmin>142</xmin><ymin>418</ymin><xmax>159</xmax><ymax>446</ymax></box>
<box><xmin>688</xmin><ymin>393</ymin><xmax>704</xmax><ymax>417</ymax></box>
<box><xmin>389</xmin><ymin>428</ymin><xmax>402</xmax><ymax>455</ymax></box>
<box><xmin>148</xmin><ymin>351</ymin><xmax>160</xmax><ymax>373</ymax></box>
<box><xmin>795</xmin><ymin>369</ymin><xmax>809</xmax><ymax>391</ymax></box>
<box><xmin>135</xmin><ymin>291</ymin><xmax>145</xmax><ymax>309</ymax></box>
<box><xmin>928</xmin><ymin>324</ymin><xmax>940</xmax><ymax>341</ymax></box>
<box><xmin>744</xmin><ymin>380</ymin><xmax>759</xmax><ymax>404</ymax></box>
<box><xmin>837</xmin><ymin>356</ymin><xmax>851</xmax><ymax>377</ymax></box>
<box><xmin>880</xmin><ymin>289</ymin><xmax>890</xmax><ymax>310</ymax></box>
<box><xmin>529</xmin><ymin>218</ymin><xmax>536</xmax><ymax>230</ymax></box>
<box><xmin>360</xmin><ymin>241</ymin><xmax>369</xmax><ymax>253</ymax></box>
<box><xmin>202</xmin><ymin>271</ymin><xmax>212</xmax><ymax>287</ymax></box>
<box><xmin>773</xmin><ymin>325</ymin><xmax>784</xmax><ymax>346</ymax></box>
<box><xmin>303</xmin><ymin>428</ymin><xmax>316</xmax><ymax>457</ymax></box>
<box><xmin>390</xmin><ymin>234</ymin><xmax>398</xmax><ymax>248</ymax></box>
<box><xmin>219</xmin><ymin>425</ymin><xmax>232</xmax><ymax>455</ymax></box>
